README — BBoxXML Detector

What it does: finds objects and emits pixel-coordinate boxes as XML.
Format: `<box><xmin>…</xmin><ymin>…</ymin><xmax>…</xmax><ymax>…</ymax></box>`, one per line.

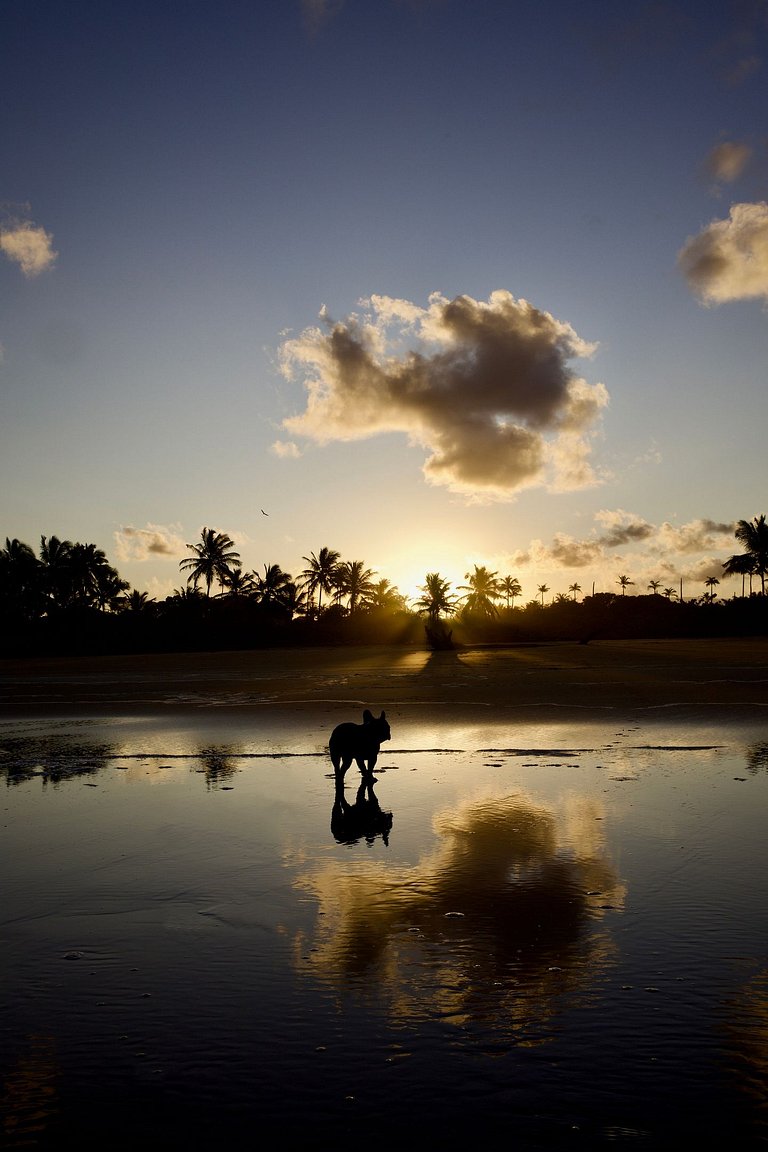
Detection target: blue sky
<box><xmin>2</xmin><ymin>0</ymin><xmax>768</xmax><ymax>604</ymax></box>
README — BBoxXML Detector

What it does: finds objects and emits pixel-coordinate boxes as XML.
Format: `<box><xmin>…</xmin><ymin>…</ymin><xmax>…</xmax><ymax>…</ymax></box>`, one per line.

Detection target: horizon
<box><xmin>3</xmin><ymin>1</ymin><xmax>767</xmax><ymax>607</ymax></box>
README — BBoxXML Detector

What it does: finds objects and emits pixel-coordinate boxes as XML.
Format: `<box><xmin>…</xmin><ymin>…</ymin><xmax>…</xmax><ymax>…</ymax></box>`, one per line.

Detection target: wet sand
<box><xmin>3</xmin><ymin>636</ymin><xmax>768</xmax><ymax>725</ymax></box>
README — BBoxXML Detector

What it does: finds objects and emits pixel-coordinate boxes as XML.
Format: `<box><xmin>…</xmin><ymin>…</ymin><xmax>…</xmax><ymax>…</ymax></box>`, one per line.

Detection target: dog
<box><xmin>329</xmin><ymin>709</ymin><xmax>390</xmax><ymax>782</ymax></box>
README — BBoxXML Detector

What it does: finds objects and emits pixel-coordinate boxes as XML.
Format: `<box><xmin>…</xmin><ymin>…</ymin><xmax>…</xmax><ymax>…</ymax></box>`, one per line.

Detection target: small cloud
<box><xmin>706</xmin><ymin>140</ymin><xmax>752</xmax><ymax>184</ymax></box>
<box><xmin>271</xmin><ymin>439</ymin><xmax>302</xmax><ymax>459</ymax></box>
<box><xmin>279</xmin><ymin>290</ymin><xmax>608</xmax><ymax>500</ymax></box>
<box><xmin>595</xmin><ymin>509</ymin><xmax>654</xmax><ymax>548</ymax></box>
<box><xmin>678</xmin><ymin>202</ymin><xmax>768</xmax><ymax>304</ymax></box>
<box><xmin>114</xmin><ymin>523</ymin><xmax>186</xmax><ymax>563</ymax></box>
<box><xmin>301</xmin><ymin>0</ymin><xmax>343</xmax><ymax>34</ymax></box>
<box><xmin>0</xmin><ymin>219</ymin><xmax>57</xmax><ymax>277</ymax></box>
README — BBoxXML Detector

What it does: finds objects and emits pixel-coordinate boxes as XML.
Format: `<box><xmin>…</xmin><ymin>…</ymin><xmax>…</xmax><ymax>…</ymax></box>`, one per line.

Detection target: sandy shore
<box><xmin>3</xmin><ymin>637</ymin><xmax>768</xmax><ymax>725</ymax></box>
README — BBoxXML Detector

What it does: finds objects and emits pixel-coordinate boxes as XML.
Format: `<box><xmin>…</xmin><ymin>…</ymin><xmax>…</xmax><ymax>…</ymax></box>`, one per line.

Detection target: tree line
<box><xmin>1</xmin><ymin>515</ymin><xmax>767</xmax><ymax>656</ymax></box>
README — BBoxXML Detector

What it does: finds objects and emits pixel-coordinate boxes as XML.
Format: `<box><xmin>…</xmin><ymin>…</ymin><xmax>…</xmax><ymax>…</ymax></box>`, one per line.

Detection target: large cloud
<box><xmin>678</xmin><ymin>202</ymin><xmax>768</xmax><ymax>304</ymax></box>
<box><xmin>279</xmin><ymin>291</ymin><xmax>609</xmax><ymax>499</ymax></box>
<box><xmin>0</xmin><ymin>220</ymin><xmax>57</xmax><ymax>277</ymax></box>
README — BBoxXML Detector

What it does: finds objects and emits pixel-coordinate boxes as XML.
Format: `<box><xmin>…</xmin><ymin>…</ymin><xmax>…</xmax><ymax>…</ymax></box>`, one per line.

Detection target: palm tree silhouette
<box><xmin>300</xmin><ymin>547</ymin><xmax>341</xmax><ymax>613</ymax></box>
<box><xmin>704</xmin><ymin>576</ymin><xmax>720</xmax><ymax>601</ymax></box>
<box><xmin>537</xmin><ymin>583</ymin><xmax>550</xmax><ymax>606</ymax></box>
<box><xmin>414</xmin><ymin>572</ymin><xmax>456</xmax><ymax>620</ymax></box>
<box><xmin>568</xmin><ymin>582</ymin><xmax>582</xmax><ymax>601</ymax></box>
<box><xmin>459</xmin><ymin>565</ymin><xmax>502</xmax><ymax>617</ymax></box>
<box><xmin>219</xmin><ymin>568</ymin><xmax>258</xmax><ymax>598</ymax></box>
<box><xmin>254</xmin><ymin>563</ymin><xmax>295</xmax><ymax>610</ymax></box>
<box><xmin>335</xmin><ymin>560</ymin><xmax>376</xmax><ymax>614</ymax></box>
<box><xmin>500</xmin><ymin>575</ymin><xmax>522</xmax><ymax>609</ymax></box>
<box><xmin>722</xmin><ymin>551</ymin><xmax>756</xmax><ymax>597</ymax></box>
<box><xmin>39</xmin><ymin>535</ymin><xmax>73</xmax><ymax>609</ymax></box>
<box><xmin>617</xmin><ymin>574</ymin><xmax>634</xmax><ymax>596</ymax></box>
<box><xmin>180</xmin><ymin>528</ymin><xmax>241</xmax><ymax>596</ymax></box>
<box><xmin>662</xmin><ymin>587</ymin><xmax>677</xmax><ymax>600</ymax></box>
<box><xmin>732</xmin><ymin>515</ymin><xmax>768</xmax><ymax>595</ymax></box>
<box><xmin>647</xmin><ymin>579</ymin><xmax>662</xmax><ymax>595</ymax></box>
<box><xmin>364</xmin><ymin>578</ymin><xmax>406</xmax><ymax>612</ymax></box>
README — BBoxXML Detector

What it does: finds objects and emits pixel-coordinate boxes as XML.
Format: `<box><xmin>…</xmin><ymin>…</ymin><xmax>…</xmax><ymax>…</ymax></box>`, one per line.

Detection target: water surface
<box><xmin>2</xmin><ymin>713</ymin><xmax>768</xmax><ymax>1148</ymax></box>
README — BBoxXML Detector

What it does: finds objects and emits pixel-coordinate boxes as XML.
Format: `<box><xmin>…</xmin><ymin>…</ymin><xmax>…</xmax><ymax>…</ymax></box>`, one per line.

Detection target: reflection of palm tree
<box><xmin>459</xmin><ymin>565</ymin><xmax>502</xmax><ymax>617</ymax></box>
<box><xmin>180</xmin><ymin>527</ymin><xmax>241</xmax><ymax>596</ymax></box>
<box><xmin>537</xmin><ymin>583</ymin><xmax>549</xmax><ymax>606</ymax></box>
<box><xmin>501</xmin><ymin>575</ymin><xmax>522</xmax><ymax>608</ymax></box>
<box><xmin>617</xmin><ymin>574</ymin><xmax>633</xmax><ymax>595</ymax></box>
<box><xmin>300</xmin><ymin>547</ymin><xmax>341</xmax><ymax>613</ymax></box>
<box><xmin>335</xmin><ymin>560</ymin><xmax>376</xmax><ymax>614</ymax></box>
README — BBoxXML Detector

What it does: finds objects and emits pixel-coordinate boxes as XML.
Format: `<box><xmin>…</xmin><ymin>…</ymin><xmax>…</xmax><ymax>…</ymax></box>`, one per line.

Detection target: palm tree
<box><xmin>732</xmin><ymin>515</ymin><xmax>768</xmax><ymax>595</ymax></box>
<box><xmin>704</xmin><ymin>576</ymin><xmax>720</xmax><ymax>601</ymax></box>
<box><xmin>180</xmin><ymin>527</ymin><xmax>241</xmax><ymax>596</ymax></box>
<box><xmin>67</xmin><ymin>542</ymin><xmax>126</xmax><ymax>608</ymax></box>
<box><xmin>662</xmin><ymin>587</ymin><xmax>677</xmax><ymax>600</ymax></box>
<box><xmin>554</xmin><ymin>592</ymin><xmax>571</xmax><ymax>604</ymax></box>
<box><xmin>722</xmin><ymin>551</ymin><xmax>756</xmax><ymax>597</ymax></box>
<box><xmin>39</xmin><ymin>535</ymin><xmax>73</xmax><ymax>609</ymax></box>
<box><xmin>218</xmin><ymin>568</ymin><xmax>258</xmax><ymax>598</ymax></box>
<box><xmin>335</xmin><ymin>560</ymin><xmax>376</xmax><ymax>614</ymax></box>
<box><xmin>300</xmin><ymin>547</ymin><xmax>341</xmax><ymax>613</ymax></box>
<box><xmin>122</xmin><ymin>589</ymin><xmax>156</xmax><ymax>614</ymax></box>
<box><xmin>647</xmin><ymin>579</ymin><xmax>662</xmax><ymax>595</ymax></box>
<box><xmin>537</xmin><ymin>583</ymin><xmax>550</xmax><ymax>606</ymax></box>
<box><xmin>254</xmin><ymin>563</ymin><xmax>295</xmax><ymax>610</ymax></box>
<box><xmin>0</xmin><ymin>538</ymin><xmax>41</xmax><ymax>618</ymax></box>
<box><xmin>414</xmin><ymin>572</ymin><xmax>456</xmax><ymax>621</ymax></box>
<box><xmin>617</xmin><ymin>574</ymin><xmax>633</xmax><ymax>596</ymax></box>
<box><xmin>568</xmin><ymin>582</ymin><xmax>582</xmax><ymax>601</ymax></box>
<box><xmin>459</xmin><ymin>565</ymin><xmax>502</xmax><ymax>617</ymax></box>
<box><xmin>363</xmin><ymin>578</ymin><xmax>406</xmax><ymax>612</ymax></box>
<box><xmin>500</xmin><ymin>575</ymin><xmax>522</xmax><ymax>609</ymax></box>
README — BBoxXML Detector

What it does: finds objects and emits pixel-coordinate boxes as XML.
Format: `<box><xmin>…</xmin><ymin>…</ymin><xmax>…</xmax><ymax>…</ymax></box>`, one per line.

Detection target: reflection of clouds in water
<box><xmin>290</xmin><ymin>792</ymin><xmax>624</xmax><ymax>1040</ymax></box>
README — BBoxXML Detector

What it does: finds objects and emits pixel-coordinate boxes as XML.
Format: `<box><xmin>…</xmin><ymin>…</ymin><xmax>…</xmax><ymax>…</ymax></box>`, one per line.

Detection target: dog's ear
<box><xmin>362</xmin><ymin>709</ymin><xmax>374</xmax><ymax>723</ymax></box>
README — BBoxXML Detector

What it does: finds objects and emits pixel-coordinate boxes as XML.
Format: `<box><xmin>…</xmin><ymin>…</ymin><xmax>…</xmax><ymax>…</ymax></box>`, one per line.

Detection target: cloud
<box><xmin>271</xmin><ymin>439</ymin><xmax>302</xmax><ymax>459</ymax></box>
<box><xmin>0</xmin><ymin>220</ymin><xmax>57</xmax><ymax>277</ymax></box>
<box><xmin>678</xmin><ymin>202</ymin><xmax>768</xmax><ymax>304</ymax></box>
<box><xmin>279</xmin><ymin>291</ymin><xmax>609</xmax><ymax>499</ymax></box>
<box><xmin>507</xmin><ymin>513</ymin><xmax>735</xmax><ymax>576</ymax></box>
<box><xmin>114</xmin><ymin>523</ymin><xmax>186</xmax><ymax>563</ymax></box>
<box><xmin>657</xmin><ymin>517</ymin><xmax>734</xmax><ymax>553</ymax></box>
<box><xmin>706</xmin><ymin>140</ymin><xmax>752</xmax><ymax>184</ymax></box>
<box><xmin>301</xmin><ymin>0</ymin><xmax>343</xmax><ymax>34</ymax></box>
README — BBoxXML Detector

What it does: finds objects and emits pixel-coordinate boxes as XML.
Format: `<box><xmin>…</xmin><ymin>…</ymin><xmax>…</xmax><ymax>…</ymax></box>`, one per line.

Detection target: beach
<box><xmin>2</xmin><ymin>639</ymin><xmax>768</xmax><ymax>1147</ymax></box>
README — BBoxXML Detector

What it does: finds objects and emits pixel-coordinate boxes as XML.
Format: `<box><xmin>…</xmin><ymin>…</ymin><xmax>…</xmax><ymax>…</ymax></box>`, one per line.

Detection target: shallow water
<box><xmin>2</xmin><ymin>713</ymin><xmax>768</xmax><ymax>1148</ymax></box>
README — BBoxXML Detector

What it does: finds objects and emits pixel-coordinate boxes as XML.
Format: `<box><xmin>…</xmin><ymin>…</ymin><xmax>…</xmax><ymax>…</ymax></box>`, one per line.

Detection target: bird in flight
<box><xmin>261</xmin><ymin>509</ymin><xmax>269</xmax><ymax>516</ymax></box>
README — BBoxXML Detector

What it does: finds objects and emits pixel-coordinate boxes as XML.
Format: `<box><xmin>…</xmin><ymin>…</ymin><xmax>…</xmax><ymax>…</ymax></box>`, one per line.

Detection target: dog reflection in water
<box><xmin>332</xmin><ymin>776</ymin><xmax>393</xmax><ymax>847</ymax></box>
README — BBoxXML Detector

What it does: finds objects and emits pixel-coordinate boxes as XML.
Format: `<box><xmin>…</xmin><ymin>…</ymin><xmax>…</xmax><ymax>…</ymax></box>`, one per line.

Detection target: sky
<box><xmin>2</xmin><ymin>0</ymin><xmax>768</xmax><ymax>606</ymax></box>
